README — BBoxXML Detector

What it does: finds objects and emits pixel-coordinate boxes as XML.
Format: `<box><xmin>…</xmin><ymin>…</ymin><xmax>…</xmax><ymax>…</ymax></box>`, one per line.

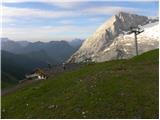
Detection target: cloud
<box><xmin>88</xmin><ymin>17</ymin><xmax>104</xmax><ymax>21</ymax></box>
<box><xmin>0</xmin><ymin>17</ymin><xmax>13</xmax><ymax>23</ymax></box>
<box><xmin>48</xmin><ymin>1</ymin><xmax>83</xmax><ymax>9</ymax></box>
<box><xmin>82</xmin><ymin>6</ymin><xmax>141</xmax><ymax>15</ymax></box>
<box><xmin>3</xmin><ymin>0</ymin><xmax>82</xmax><ymax>9</ymax></box>
<box><xmin>58</xmin><ymin>20</ymin><xmax>74</xmax><ymax>25</ymax></box>
<box><xmin>2</xmin><ymin>5</ymin><xmax>141</xmax><ymax>20</ymax></box>
<box><xmin>2</xmin><ymin>24</ymin><xmax>97</xmax><ymax>41</ymax></box>
<box><xmin>2</xmin><ymin>6</ymin><xmax>80</xmax><ymax>19</ymax></box>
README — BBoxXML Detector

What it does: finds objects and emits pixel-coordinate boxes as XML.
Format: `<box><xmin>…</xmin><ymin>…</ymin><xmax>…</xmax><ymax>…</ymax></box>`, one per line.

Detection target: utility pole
<box><xmin>128</xmin><ymin>26</ymin><xmax>144</xmax><ymax>56</ymax></box>
<box><xmin>134</xmin><ymin>32</ymin><xmax>138</xmax><ymax>55</ymax></box>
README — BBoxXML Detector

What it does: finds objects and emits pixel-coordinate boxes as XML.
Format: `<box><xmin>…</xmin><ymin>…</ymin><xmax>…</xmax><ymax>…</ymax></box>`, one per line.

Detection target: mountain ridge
<box><xmin>68</xmin><ymin>12</ymin><xmax>159</xmax><ymax>63</ymax></box>
<box><xmin>1</xmin><ymin>38</ymin><xmax>82</xmax><ymax>64</ymax></box>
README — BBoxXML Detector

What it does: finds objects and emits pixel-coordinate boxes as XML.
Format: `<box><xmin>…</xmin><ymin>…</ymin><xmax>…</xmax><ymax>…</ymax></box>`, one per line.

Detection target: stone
<box><xmin>48</xmin><ymin>104</ymin><xmax>58</xmax><ymax>109</ymax></box>
<box><xmin>82</xmin><ymin>111</ymin><xmax>85</xmax><ymax>115</ymax></box>
<box><xmin>48</xmin><ymin>105</ymin><xmax>55</xmax><ymax>109</ymax></box>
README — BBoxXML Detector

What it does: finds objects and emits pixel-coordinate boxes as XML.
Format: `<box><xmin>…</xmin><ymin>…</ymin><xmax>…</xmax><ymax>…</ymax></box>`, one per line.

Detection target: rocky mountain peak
<box><xmin>68</xmin><ymin>12</ymin><xmax>158</xmax><ymax>63</ymax></box>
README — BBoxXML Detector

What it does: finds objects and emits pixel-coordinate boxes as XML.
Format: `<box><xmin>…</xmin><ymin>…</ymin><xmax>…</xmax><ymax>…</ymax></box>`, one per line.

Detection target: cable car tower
<box><xmin>127</xmin><ymin>25</ymin><xmax>144</xmax><ymax>56</ymax></box>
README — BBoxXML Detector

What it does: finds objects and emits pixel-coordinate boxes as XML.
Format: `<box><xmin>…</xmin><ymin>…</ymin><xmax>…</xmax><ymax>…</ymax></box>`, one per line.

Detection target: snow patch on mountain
<box><xmin>68</xmin><ymin>12</ymin><xmax>159</xmax><ymax>63</ymax></box>
<box><xmin>93</xmin><ymin>22</ymin><xmax>159</xmax><ymax>62</ymax></box>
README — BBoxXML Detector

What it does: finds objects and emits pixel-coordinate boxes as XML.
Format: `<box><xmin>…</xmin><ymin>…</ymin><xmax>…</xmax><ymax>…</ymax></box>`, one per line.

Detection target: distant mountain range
<box><xmin>1</xmin><ymin>38</ymin><xmax>84</xmax><ymax>85</ymax></box>
<box><xmin>68</xmin><ymin>39</ymin><xmax>84</xmax><ymax>48</ymax></box>
<box><xmin>1</xmin><ymin>38</ymin><xmax>84</xmax><ymax>64</ymax></box>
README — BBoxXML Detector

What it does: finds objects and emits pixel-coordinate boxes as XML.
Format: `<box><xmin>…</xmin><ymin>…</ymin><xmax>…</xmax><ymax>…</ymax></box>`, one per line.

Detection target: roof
<box><xmin>27</xmin><ymin>68</ymin><xmax>46</xmax><ymax>76</ymax></box>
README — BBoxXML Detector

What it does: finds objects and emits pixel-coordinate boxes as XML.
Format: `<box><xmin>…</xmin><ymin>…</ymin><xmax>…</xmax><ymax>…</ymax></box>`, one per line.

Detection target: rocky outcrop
<box><xmin>68</xmin><ymin>12</ymin><xmax>158</xmax><ymax>63</ymax></box>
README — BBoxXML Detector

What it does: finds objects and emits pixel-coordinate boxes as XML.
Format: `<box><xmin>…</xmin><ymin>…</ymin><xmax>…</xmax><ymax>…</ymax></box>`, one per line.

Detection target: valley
<box><xmin>1</xmin><ymin>38</ymin><xmax>83</xmax><ymax>89</ymax></box>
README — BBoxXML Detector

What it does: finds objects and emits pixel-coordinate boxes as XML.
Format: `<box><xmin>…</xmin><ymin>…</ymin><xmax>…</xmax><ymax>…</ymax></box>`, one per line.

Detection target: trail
<box><xmin>1</xmin><ymin>63</ymin><xmax>82</xmax><ymax>96</ymax></box>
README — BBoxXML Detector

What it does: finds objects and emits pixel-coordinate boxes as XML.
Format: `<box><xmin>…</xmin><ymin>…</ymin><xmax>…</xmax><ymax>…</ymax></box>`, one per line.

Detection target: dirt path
<box><xmin>1</xmin><ymin>63</ymin><xmax>82</xmax><ymax>96</ymax></box>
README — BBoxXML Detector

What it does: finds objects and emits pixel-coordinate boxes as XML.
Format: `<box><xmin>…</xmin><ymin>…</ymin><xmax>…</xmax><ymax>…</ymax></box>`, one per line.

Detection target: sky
<box><xmin>1</xmin><ymin>0</ymin><xmax>159</xmax><ymax>42</ymax></box>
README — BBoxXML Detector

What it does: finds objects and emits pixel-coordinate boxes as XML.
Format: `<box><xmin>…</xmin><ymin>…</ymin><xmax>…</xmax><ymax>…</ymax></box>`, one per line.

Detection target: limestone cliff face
<box><xmin>68</xmin><ymin>12</ymin><xmax>158</xmax><ymax>63</ymax></box>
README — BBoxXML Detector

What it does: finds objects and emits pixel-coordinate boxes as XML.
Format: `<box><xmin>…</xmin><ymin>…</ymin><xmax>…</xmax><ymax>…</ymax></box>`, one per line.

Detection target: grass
<box><xmin>1</xmin><ymin>49</ymin><xmax>159</xmax><ymax>119</ymax></box>
<box><xmin>1</xmin><ymin>72</ymin><xmax>18</xmax><ymax>89</ymax></box>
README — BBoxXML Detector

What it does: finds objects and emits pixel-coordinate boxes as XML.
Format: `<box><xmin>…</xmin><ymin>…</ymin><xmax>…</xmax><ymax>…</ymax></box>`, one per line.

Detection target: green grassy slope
<box><xmin>2</xmin><ymin>49</ymin><xmax>159</xmax><ymax>119</ymax></box>
<box><xmin>1</xmin><ymin>72</ymin><xmax>18</xmax><ymax>89</ymax></box>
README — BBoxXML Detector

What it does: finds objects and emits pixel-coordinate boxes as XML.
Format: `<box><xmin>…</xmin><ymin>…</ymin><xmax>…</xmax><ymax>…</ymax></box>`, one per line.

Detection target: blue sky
<box><xmin>2</xmin><ymin>0</ymin><xmax>159</xmax><ymax>42</ymax></box>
